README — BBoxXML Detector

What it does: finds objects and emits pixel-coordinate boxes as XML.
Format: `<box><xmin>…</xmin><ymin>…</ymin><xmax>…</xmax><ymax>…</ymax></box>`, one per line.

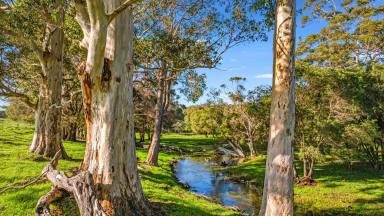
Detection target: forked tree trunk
<box><xmin>85</xmin><ymin>2</ymin><xmax>150</xmax><ymax>214</ymax></box>
<box><xmin>37</xmin><ymin>2</ymin><xmax>151</xmax><ymax>215</ymax></box>
<box><xmin>259</xmin><ymin>1</ymin><xmax>296</xmax><ymax>215</ymax></box>
<box><xmin>146</xmin><ymin>71</ymin><xmax>165</xmax><ymax>166</ymax></box>
<box><xmin>30</xmin><ymin>19</ymin><xmax>67</xmax><ymax>158</ymax></box>
<box><xmin>248</xmin><ymin>136</ymin><xmax>256</xmax><ymax>156</ymax></box>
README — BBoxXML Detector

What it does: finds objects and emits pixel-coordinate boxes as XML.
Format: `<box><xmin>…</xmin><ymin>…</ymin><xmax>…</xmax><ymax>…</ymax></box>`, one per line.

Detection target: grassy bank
<box><xmin>218</xmin><ymin>156</ymin><xmax>384</xmax><ymax>215</ymax></box>
<box><xmin>1</xmin><ymin>119</ymin><xmax>383</xmax><ymax>215</ymax></box>
<box><xmin>0</xmin><ymin>119</ymin><xmax>240</xmax><ymax>216</ymax></box>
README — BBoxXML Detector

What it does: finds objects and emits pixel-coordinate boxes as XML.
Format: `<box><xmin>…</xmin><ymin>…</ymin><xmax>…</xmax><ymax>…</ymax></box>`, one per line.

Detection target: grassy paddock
<box><xmin>0</xmin><ymin>119</ymin><xmax>240</xmax><ymax>216</ymax></box>
<box><xmin>0</xmin><ymin>119</ymin><xmax>383</xmax><ymax>215</ymax></box>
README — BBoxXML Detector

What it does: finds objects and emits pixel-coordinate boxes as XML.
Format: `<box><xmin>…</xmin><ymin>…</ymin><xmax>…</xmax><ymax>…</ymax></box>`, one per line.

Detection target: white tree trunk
<box><xmin>259</xmin><ymin>0</ymin><xmax>296</xmax><ymax>215</ymax></box>
<box><xmin>85</xmin><ymin>1</ymin><xmax>150</xmax><ymax>214</ymax></box>
<box><xmin>37</xmin><ymin>1</ymin><xmax>151</xmax><ymax>215</ymax></box>
<box><xmin>30</xmin><ymin>83</ymin><xmax>47</xmax><ymax>153</ymax></box>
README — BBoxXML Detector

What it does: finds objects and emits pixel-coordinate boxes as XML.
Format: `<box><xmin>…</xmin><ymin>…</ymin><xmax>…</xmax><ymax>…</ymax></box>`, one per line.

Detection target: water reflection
<box><xmin>174</xmin><ymin>157</ymin><xmax>260</xmax><ymax>215</ymax></box>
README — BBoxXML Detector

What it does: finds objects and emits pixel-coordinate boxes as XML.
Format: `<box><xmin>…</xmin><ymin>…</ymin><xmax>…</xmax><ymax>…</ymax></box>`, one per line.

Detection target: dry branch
<box><xmin>35</xmin><ymin>150</ymin><xmax>106</xmax><ymax>216</ymax></box>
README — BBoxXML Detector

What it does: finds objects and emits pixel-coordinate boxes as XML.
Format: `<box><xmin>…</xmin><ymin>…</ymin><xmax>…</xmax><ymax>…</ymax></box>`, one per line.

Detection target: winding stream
<box><xmin>174</xmin><ymin>157</ymin><xmax>261</xmax><ymax>215</ymax></box>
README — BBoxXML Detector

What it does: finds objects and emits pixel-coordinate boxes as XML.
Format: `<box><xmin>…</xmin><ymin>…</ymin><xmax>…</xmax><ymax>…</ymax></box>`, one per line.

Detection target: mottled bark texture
<box><xmin>37</xmin><ymin>1</ymin><xmax>151</xmax><ymax>215</ymax></box>
<box><xmin>77</xmin><ymin>61</ymin><xmax>93</xmax><ymax>170</ymax></box>
<box><xmin>259</xmin><ymin>0</ymin><xmax>296</xmax><ymax>215</ymax></box>
<box><xmin>30</xmin><ymin>13</ymin><xmax>66</xmax><ymax>159</ymax></box>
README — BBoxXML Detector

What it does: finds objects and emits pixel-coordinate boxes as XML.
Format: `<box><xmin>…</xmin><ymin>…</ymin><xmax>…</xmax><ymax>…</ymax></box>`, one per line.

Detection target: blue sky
<box><xmin>179</xmin><ymin>2</ymin><xmax>327</xmax><ymax>106</ymax></box>
<box><xmin>0</xmin><ymin>1</ymin><xmax>326</xmax><ymax>110</ymax></box>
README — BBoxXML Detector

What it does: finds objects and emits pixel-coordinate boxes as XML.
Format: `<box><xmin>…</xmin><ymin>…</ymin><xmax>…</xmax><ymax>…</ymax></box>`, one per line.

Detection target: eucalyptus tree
<box><xmin>1</xmin><ymin>0</ymin><xmax>68</xmax><ymax>158</ymax></box>
<box><xmin>299</xmin><ymin>0</ymin><xmax>384</xmax><ymax>169</ymax></box>
<box><xmin>220</xmin><ymin>77</ymin><xmax>271</xmax><ymax>157</ymax></box>
<box><xmin>259</xmin><ymin>0</ymin><xmax>296</xmax><ymax>215</ymax></box>
<box><xmin>136</xmin><ymin>0</ymin><xmax>269</xmax><ymax>166</ymax></box>
<box><xmin>37</xmin><ymin>0</ymin><xmax>152</xmax><ymax>215</ymax></box>
<box><xmin>298</xmin><ymin>0</ymin><xmax>384</xmax><ymax>67</ymax></box>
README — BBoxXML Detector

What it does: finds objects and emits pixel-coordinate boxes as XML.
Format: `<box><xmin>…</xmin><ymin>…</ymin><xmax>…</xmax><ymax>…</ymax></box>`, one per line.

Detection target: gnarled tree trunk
<box><xmin>259</xmin><ymin>0</ymin><xmax>296</xmax><ymax>215</ymax></box>
<box><xmin>37</xmin><ymin>1</ymin><xmax>151</xmax><ymax>215</ymax></box>
<box><xmin>85</xmin><ymin>2</ymin><xmax>150</xmax><ymax>214</ymax></box>
<box><xmin>30</xmin><ymin>19</ymin><xmax>67</xmax><ymax>159</ymax></box>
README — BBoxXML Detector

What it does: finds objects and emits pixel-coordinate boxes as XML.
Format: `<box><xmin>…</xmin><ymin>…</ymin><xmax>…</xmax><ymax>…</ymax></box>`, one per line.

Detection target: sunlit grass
<box><xmin>1</xmin><ymin>118</ymin><xmax>383</xmax><ymax>215</ymax></box>
<box><xmin>217</xmin><ymin>155</ymin><xmax>384</xmax><ymax>215</ymax></box>
<box><xmin>0</xmin><ymin>119</ymin><xmax>241</xmax><ymax>216</ymax></box>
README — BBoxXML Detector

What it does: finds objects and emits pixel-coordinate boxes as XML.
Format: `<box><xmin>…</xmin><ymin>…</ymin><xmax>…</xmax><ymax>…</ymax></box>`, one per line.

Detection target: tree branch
<box><xmin>0</xmin><ymin>81</ymin><xmax>36</xmax><ymax>109</ymax></box>
<box><xmin>107</xmin><ymin>0</ymin><xmax>141</xmax><ymax>23</ymax></box>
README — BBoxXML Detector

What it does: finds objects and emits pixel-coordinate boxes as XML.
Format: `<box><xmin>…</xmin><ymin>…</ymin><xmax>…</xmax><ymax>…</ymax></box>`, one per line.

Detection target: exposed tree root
<box><xmin>35</xmin><ymin>150</ymin><xmax>105</xmax><ymax>216</ymax></box>
<box><xmin>36</xmin><ymin>187</ymin><xmax>66</xmax><ymax>215</ymax></box>
<box><xmin>0</xmin><ymin>174</ymin><xmax>46</xmax><ymax>194</ymax></box>
<box><xmin>297</xmin><ymin>176</ymin><xmax>317</xmax><ymax>186</ymax></box>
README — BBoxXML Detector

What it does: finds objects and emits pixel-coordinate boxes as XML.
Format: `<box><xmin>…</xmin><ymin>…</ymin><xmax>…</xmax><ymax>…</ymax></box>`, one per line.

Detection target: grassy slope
<box><xmin>0</xmin><ymin>119</ymin><xmax>240</xmax><ymax>216</ymax></box>
<box><xmin>218</xmin><ymin>156</ymin><xmax>384</xmax><ymax>215</ymax></box>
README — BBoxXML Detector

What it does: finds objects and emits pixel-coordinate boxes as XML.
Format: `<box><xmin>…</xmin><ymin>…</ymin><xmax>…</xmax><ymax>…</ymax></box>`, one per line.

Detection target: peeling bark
<box><xmin>30</xmin><ymin>10</ymin><xmax>67</xmax><ymax>159</ymax></box>
<box><xmin>37</xmin><ymin>1</ymin><xmax>151</xmax><ymax>215</ymax></box>
<box><xmin>77</xmin><ymin>61</ymin><xmax>93</xmax><ymax>170</ymax></box>
<box><xmin>259</xmin><ymin>0</ymin><xmax>296</xmax><ymax>215</ymax></box>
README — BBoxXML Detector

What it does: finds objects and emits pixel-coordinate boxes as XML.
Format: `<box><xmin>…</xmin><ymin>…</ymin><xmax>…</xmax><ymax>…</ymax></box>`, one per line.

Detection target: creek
<box><xmin>174</xmin><ymin>157</ymin><xmax>261</xmax><ymax>215</ymax></box>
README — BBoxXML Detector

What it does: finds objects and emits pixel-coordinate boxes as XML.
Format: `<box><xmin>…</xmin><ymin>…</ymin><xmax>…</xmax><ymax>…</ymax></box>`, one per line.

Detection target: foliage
<box><xmin>5</xmin><ymin>98</ymin><xmax>34</xmax><ymax>123</ymax></box>
<box><xmin>184</xmin><ymin>79</ymin><xmax>271</xmax><ymax>156</ymax></box>
<box><xmin>299</xmin><ymin>0</ymin><xmax>384</xmax><ymax>67</ymax></box>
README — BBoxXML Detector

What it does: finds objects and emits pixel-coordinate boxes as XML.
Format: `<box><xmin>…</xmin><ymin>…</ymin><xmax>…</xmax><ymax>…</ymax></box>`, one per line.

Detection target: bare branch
<box><xmin>107</xmin><ymin>0</ymin><xmax>141</xmax><ymax>23</ymax></box>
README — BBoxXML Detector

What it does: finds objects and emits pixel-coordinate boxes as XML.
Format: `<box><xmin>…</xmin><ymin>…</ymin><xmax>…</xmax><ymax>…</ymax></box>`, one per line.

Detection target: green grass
<box><xmin>0</xmin><ymin>119</ymin><xmax>241</xmax><ymax>216</ymax></box>
<box><xmin>217</xmin><ymin>156</ymin><xmax>384</xmax><ymax>215</ymax></box>
<box><xmin>1</xmin><ymin>119</ymin><xmax>383</xmax><ymax>215</ymax></box>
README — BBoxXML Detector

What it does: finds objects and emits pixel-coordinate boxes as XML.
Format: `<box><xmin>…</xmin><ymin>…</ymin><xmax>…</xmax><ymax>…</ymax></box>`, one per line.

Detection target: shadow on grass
<box><xmin>151</xmin><ymin>201</ymin><xmax>242</xmax><ymax>216</ymax></box>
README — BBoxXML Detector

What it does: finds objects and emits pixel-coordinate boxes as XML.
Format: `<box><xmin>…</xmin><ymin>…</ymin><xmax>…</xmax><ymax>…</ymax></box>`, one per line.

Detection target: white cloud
<box><xmin>255</xmin><ymin>73</ymin><xmax>272</xmax><ymax>79</ymax></box>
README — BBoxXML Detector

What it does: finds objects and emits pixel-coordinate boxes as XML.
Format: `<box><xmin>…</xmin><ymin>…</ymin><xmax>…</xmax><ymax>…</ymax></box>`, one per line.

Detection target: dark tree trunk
<box><xmin>63</xmin><ymin>123</ymin><xmax>77</xmax><ymax>141</ymax></box>
<box><xmin>140</xmin><ymin>131</ymin><xmax>145</xmax><ymax>142</ymax></box>
<box><xmin>146</xmin><ymin>70</ymin><xmax>165</xmax><ymax>166</ymax></box>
